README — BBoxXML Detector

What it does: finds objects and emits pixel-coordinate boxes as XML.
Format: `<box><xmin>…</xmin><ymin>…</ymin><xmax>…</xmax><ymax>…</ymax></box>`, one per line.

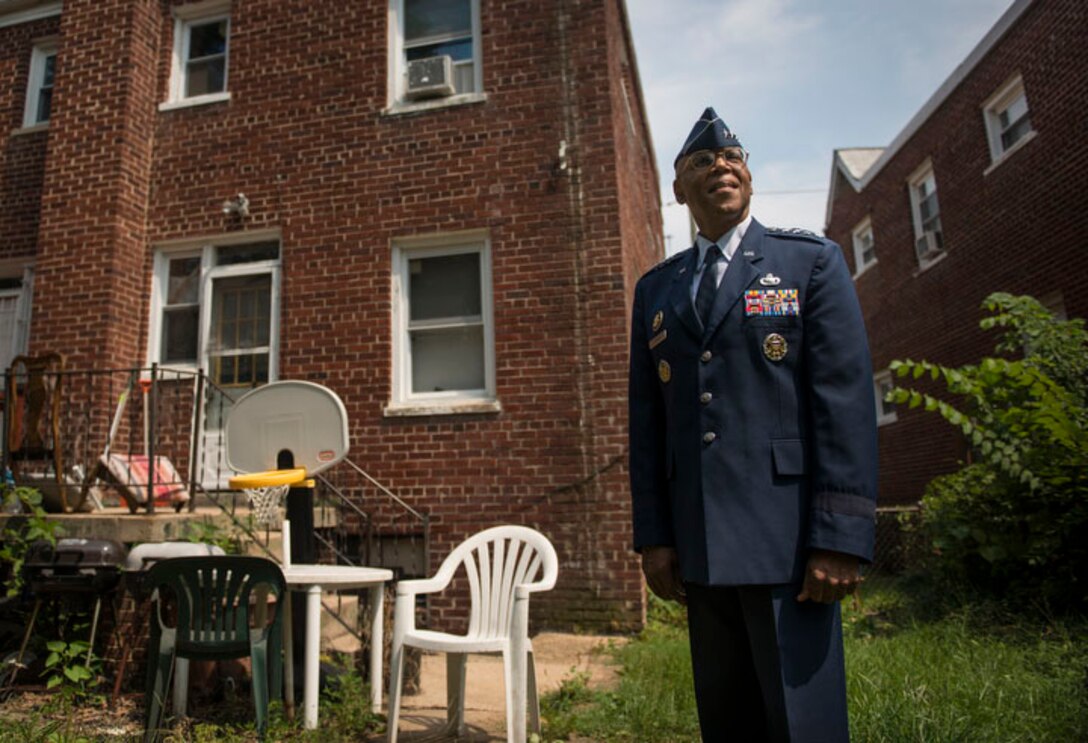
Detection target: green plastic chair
<box><xmin>143</xmin><ymin>555</ymin><xmax>286</xmax><ymax>742</ymax></box>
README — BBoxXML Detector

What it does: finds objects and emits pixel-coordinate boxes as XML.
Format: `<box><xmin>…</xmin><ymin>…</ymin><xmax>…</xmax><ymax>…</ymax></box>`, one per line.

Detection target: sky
<box><xmin>624</xmin><ymin>0</ymin><xmax>1018</xmax><ymax>254</ymax></box>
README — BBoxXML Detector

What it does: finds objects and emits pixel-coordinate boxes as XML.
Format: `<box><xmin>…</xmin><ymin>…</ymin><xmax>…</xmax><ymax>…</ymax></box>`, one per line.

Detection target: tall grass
<box><xmin>541</xmin><ymin>597</ymin><xmax>699</xmax><ymax>742</ymax></box>
<box><xmin>846</xmin><ymin>577</ymin><xmax>1088</xmax><ymax>742</ymax></box>
<box><xmin>540</xmin><ymin>580</ymin><xmax>1088</xmax><ymax>742</ymax></box>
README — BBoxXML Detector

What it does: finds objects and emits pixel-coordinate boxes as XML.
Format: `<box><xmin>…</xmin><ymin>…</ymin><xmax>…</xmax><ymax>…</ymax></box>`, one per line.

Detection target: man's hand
<box><xmin>797</xmin><ymin>549</ymin><xmax>862</xmax><ymax>603</ymax></box>
<box><xmin>641</xmin><ymin>546</ymin><xmax>686</xmax><ymax>604</ymax></box>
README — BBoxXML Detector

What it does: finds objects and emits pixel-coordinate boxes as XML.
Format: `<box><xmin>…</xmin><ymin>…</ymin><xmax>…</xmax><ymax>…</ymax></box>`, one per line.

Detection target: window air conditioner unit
<box><xmin>914</xmin><ymin>231</ymin><xmax>942</xmax><ymax>261</ymax></box>
<box><xmin>406</xmin><ymin>55</ymin><xmax>455</xmax><ymax>100</ymax></box>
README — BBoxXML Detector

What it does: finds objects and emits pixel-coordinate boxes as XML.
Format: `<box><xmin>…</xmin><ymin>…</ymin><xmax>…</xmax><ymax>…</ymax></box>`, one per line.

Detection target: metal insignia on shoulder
<box><xmin>766</xmin><ymin>226</ymin><xmax>824</xmax><ymax>243</ymax></box>
<box><xmin>645</xmin><ymin>250</ymin><xmax>688</xmax><ymax>276</ymax></box>
<box><xmin>767</xmin><ymin>226</ymin><xmax>817</xmax><ymax>236</ymax></box>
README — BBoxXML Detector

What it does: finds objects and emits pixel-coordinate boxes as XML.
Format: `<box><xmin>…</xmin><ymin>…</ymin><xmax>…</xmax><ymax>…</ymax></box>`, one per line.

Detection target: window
<box><xmin>851</xmin><ymin>217</ymin><xmax>876</xmax><ymax>277</ymax></box>
<box><xmin>149</xmin><ymin>237</ymin><xmax>279</xmax><ymax>389</ymax></box>
<box><xmin>0</xmin><ymin>267</ymin><xmax>33</xmax><ymax>372</ymax></box>
<box><xmin>874</xmin><ymin>371</ymin><xmax>897</xmax><ymax>426</ymax></box>
<box><xmin>389</xmin><ymin>233</ymin><xmax>496</xmax><ymax>414</ymax></box>
<box><xmin>22</xmin><ymin>41</ymin><xmax>57</xmax><ymax>128</ymax></box>
<box><xmin>908</xmin><ymin>161</ymin><xmax>943</xmax><ymax>267</ymax></box>
<box><xmin>388</xmin><ymin>0</ymin><xmax>482</xmax><ymax>108</ymax></box>
<box><xmin>164</xmin><ymin>1</ymin><xmax>231</xmax><ymax>108</ymax></box>
<box><xmin>983</xmin><ymin>75</ymin><xmax>1034</xmax><ymax>167</ymax></box>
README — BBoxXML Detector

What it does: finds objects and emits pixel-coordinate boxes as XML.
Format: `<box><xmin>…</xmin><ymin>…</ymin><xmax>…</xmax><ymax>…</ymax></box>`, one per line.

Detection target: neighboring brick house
<box><xmin>0</xmin><ymin>0</ymin><xmax>663</xmax><ymax>631</ymax></box>
<box><xmin>825</xmin><ymin>0</ymin><xmax>1087</xmax><ymax>507</ymax></box>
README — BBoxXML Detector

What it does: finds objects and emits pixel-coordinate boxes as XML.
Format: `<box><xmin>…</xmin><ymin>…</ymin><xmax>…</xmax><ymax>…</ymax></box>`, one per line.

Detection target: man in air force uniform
<box><xmin>628</xmin><ymin>108</ymin><xmax>878</xmax><ymax>741</ymax></box>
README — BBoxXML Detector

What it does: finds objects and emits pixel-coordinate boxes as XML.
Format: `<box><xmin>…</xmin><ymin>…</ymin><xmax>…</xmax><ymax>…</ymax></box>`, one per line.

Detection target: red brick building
<box><xmin>0</xmin><ymin>0</ymin><xmax>662</xmax><ymax>631</ymax></box>
<box><xmin>825</xmin><ymin>0</ymin><xmax>1087</xmax><ymax>507</ymax></box>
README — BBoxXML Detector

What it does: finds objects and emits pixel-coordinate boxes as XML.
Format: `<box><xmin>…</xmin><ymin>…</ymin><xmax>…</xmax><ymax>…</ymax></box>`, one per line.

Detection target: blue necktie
<box><xmin>694</xmin><ymin>245</ymin><xmax>723</xmax><ymax>328</ymax></box>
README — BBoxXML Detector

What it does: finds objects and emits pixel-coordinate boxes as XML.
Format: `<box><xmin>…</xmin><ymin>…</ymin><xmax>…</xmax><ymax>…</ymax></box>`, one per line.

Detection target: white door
<box><xmin>200</xmin><ymin>268</ymin><xmax>277</xmax><ymax>489</ymax></box>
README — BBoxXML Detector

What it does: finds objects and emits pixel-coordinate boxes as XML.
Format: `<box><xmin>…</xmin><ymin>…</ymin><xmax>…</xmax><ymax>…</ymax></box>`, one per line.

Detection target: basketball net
<box><xmin>245</xmin><ymin>483</ymin><xmax>289</xmax><ymax>528</ymax></box>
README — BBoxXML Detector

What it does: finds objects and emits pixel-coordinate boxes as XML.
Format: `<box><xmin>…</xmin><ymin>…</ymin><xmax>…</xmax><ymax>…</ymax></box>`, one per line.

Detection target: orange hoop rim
<box><xmin>228</xmin><ymin>467</ymin><xmax>308</xmax><ymax>490</ymax></box>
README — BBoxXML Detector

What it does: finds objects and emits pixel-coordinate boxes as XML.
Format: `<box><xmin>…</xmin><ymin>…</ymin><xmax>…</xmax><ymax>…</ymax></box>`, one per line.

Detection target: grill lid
<box><xmin>24</xmin><ymin>538</ymin><xmax>127</xmax><ymax>569</ymax></box>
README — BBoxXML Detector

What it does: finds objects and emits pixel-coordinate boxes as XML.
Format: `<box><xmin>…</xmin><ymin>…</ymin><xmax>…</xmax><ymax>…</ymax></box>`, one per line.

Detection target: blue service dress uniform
<box><xmin>628</xmin><ymin>218</ymin><xmax>878</xmax><ymax>741</ymax></box>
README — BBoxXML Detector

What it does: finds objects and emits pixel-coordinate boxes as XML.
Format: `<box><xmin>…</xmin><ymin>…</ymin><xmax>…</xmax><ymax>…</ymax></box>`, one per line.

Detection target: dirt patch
<box><xmin>393</xmin><ymin>632</ymin><xmax>624</xmax><ymax>741</ymax></box>
<box><xmin>0</xmin><ymin>632</ymin><xmax>624</xmax><ymax>741</ymax></box>
<box><xmin>0</xmin><ymin>690</ymin><xmax>144</xmax><ymax>739</ymax></box>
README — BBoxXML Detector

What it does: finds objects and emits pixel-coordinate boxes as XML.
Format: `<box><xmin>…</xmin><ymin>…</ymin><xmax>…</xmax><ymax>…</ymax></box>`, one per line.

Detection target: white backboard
<box><xmin>224</xmin><ymin>381</ymin><xmax>349</xmax><ymax>476</ymax></box>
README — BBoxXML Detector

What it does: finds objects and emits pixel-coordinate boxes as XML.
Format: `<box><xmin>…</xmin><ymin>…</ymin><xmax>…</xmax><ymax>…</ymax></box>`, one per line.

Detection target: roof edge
<box><xmin>616</xmin><ymin>0</ymin><xmax>660</xmax><ymax>194</ymax></box>
<box><xmin>0</xmin><ymin>0</ymin><xmax>61</xmax><ymax>29</ymax></box>
<box><xmin>823</xmin><ymin>148</ymin><xmax>883</xmax><ymax>229</ymax></box>
<box><xmin>824</xmin><ymin>0</ymin><xmax>1035</xmax><ymax>229</ymax></box>
<box><xmin>857</xmin><ymin>0</ymin><xmax>1033</xmax><ymax>190</ymax></box>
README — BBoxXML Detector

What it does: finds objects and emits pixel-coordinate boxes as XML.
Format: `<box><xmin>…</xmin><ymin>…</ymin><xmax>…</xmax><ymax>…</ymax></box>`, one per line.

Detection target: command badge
<box><xmin>658</xmin><ymin>359</ymin><xmax>672</xmax><ymax>383</ymax></box>
<box><xmin>763</xmin><ymin>333</ymin><xmax>788</xmax><ymax>361</ymax></box>
<box><xmin>652</xmin><ymin>310</ymin><xmax>664</xmax><ymax>332</ymax></box>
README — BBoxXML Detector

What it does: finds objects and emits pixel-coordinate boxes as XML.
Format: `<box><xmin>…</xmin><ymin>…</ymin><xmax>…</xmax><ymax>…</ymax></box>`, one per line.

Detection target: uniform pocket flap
<box><xmin>772</xmin><ymin>438</ymin><xmax>806</xmax><ymax>476</ymax></box>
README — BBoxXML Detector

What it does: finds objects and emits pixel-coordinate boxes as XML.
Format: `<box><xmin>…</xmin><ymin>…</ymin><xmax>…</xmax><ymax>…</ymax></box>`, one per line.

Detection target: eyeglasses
<box><xmin>685</xmin><ymin>148</ymin><xmax>749</xmax><ymax>171</ymax></box>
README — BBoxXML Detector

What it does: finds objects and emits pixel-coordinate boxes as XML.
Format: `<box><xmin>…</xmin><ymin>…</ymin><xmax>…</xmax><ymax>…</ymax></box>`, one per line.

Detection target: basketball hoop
<box><xmin>228</xmin><ymin>468</ymin><xmax>308</xmax><ymax>528</ymax></box>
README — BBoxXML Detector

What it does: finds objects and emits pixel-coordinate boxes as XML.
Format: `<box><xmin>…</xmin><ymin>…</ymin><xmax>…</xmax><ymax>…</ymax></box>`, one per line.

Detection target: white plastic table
<box><xmin>282</xmin><ymin>564</ymin><xmax>394</xmax><ymax>729</ymax></box>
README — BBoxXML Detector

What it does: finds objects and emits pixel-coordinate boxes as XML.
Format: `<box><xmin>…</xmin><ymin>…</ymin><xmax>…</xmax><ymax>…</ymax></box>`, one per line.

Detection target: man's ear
<box><xmin>672</xmin><ymin>179</ymin><xmax>685</xmax><ymax>205</ymax></box>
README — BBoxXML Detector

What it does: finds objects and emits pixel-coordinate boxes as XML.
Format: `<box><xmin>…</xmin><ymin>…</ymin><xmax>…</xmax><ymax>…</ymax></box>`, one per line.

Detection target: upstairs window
<box><xmin>908</xmin><ymin>162</ymin><xmax>943</xmax><ymax>268</ymax></box>
<box><xmin>983</xmin><ymin>74</ymin><xmax>1035</xmax><ymax>167</ymax></box>
<box><xmin>389</xmin><ymin>0</ymin><xmax>482</xmax><ymax>108</ymax></box>
<box><xmin>851</xmin><ymin>216</ymin><xmax>876</xmax><ymax>277</ymax></box>
<box><xmin>165</xmin><ymin>1</ymin><xmax>231</xmax><ymax>108</ymax></box>
<box><xmin>22</xmin><ymin>41</ymin><xmax>57</xmax><ymax>128</ymax></box>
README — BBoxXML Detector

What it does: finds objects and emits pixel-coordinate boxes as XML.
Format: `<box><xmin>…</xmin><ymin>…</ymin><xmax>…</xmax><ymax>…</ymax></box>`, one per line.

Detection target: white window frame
<box><xmin>851</xmin><ymin>216</ymin><xmax>876</xmax><ymax>278</ymax></box>
<box><xmin>387</xmin><ymin>231</ymin><xmax>498</xmax><ymax>416</ymax></box>
<box><xmin>162</xmin><ymin>0</ymin><xmax>232</xmax><ymax>111</ymax></box>
<box><xmin>386</xmin><ymin>0</ymin><xmax>485</xmax><ymax>113</ymax></box>
<box><xmin>147</xmin><ymin>232</ymin><xmax>280</xmax><ymax>383</ymax></box>
<box><xmin>874</xmin><ymin>370</ymin><xmax>897</xmax><ymax>427</ymax></box>
<box><xmin>908</xmin><ymin>160</ymin><xmax>945</xmax><ymax>270</ymax></box>
<box><xmin>0</xmin><ymin>262</ymin><xmax>34</xmax><ymax>371</ymax></box>
<box><xmin>22</xmin><ymin>39</ymin><xmax>57</xmax><ymax>129</ymax></box>
<box><xmin>982</xmin><ymin>74</ymin><xmax>1036</xmax><ymax>172</ymax></box>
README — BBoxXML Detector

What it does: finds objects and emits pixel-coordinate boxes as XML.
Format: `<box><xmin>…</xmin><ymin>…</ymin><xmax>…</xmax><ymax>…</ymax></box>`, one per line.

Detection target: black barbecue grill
<box><xmin>24</xmin><ymin>538</ymin><xmax>126</xmax><ymax>594</ymax></box>
<box><xmin>9</xmin><ymin>538</ymin><xmax>127</xmax><ymax>686</ymax></box>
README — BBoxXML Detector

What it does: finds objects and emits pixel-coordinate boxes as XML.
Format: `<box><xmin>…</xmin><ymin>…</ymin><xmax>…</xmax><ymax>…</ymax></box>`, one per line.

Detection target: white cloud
<box><xmin>629</xmin><ymin>0</ymin><xmax>823</xmax><ymax>166</ymax></box>
<box><xmin>627</xmin><ymin>0</ymin><xmax>1017</xmax><ymax>255</ymax></box>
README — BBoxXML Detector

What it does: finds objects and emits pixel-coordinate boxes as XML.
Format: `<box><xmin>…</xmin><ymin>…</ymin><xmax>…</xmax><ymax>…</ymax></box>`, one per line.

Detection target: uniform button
<box><xmin>700</xmin><ymin>392</ymin><xmax>712</xmax><ymax>404</ymax></box>
<box><xmin>700</xmin><ymin>350</ymin><xmax>712</xmax><ymax>363</ymax></box>
<box><xmin>702</xmin><ymin>431</ymin><xmax>717</xmax><ymax>444</ymax></box>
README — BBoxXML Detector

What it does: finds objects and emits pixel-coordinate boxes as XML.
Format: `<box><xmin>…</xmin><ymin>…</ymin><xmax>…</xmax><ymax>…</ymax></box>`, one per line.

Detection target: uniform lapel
<box><xmin>669</xmin><ymin>248</ymin><xmax>703</xmax><ymax>341</ymax></box>
<box><xmin>703</xmin><ymin>220</ymin><xmax>765</xmax><ymax>341</ymax></box>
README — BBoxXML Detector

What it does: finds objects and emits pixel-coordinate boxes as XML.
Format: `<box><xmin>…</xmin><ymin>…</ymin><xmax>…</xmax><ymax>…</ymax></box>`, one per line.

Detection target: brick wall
<box><xmin>32</xmin><ymin>0</ymin><xmax>160</xmax><ymax>369</ymax></box>
<box><xmin>3</xmin><ymin>0</ymin><xmax>660</xmax><ymax>631</ymax></box>
<box><xmin>826</xmin><ymin>0</ymin><xmax>1088</xmax><ymax>507</ymax></box>
<box><xmin>0</xmin><ymin>14</ymin><xmax>59</xmax><ymax>261</ymax></box>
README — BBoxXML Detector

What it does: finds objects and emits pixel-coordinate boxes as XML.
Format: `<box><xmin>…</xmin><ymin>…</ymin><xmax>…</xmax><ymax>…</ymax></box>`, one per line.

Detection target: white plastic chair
<box><xmin>386</xmin><ymin>525</ymin><xmax>559</xmax><ymax>743</ymax></box>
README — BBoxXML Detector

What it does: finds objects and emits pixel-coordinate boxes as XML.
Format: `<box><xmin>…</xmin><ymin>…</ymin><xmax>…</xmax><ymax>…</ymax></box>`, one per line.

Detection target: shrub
<box><xmin>888</xmin><ymin>293</ymin><xmax>1088</xmax><ymax>608</ymax></box>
